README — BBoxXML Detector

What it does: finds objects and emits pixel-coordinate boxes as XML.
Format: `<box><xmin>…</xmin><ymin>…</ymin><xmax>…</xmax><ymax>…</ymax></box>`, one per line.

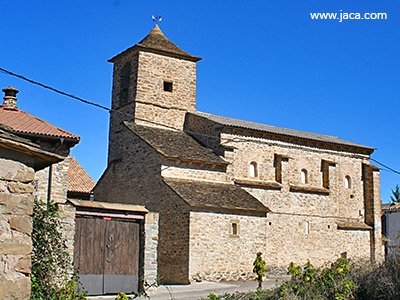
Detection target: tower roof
<box><xmin>109</xmin><ymin>24</ymin><xmax>202</xmax><ymax>62</ymax></box>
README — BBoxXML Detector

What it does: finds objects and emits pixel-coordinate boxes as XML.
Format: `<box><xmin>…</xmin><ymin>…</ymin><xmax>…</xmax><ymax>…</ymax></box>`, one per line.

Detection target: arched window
<box><xmin>301</xmin><ymin>169</ymin><xmax>308</xmax><ymax>184</ymax></box>
<box><xmin>345</xmin><ymin>175</ymin><xmax>351</xmax><ymax>189</ymax></box>
<box><xmin>119</xmin><ymin>62</ymin><xmax>131</xmax><ymax>107</ymax></box>
<box><xmin>249</xmin><ymin>162</ymin><xmax>258</xmax><ymax>178</ymax></box>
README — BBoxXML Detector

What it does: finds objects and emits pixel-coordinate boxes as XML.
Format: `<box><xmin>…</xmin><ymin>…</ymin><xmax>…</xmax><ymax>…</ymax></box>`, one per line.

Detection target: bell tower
<box><xmin>107</xmin><ymin>24</ymin><xmax>202</xmax><ymax>163</ymax></box>
<box><xmin>108</xmin><ymin>25</ymin><xmax>202</xmax><ymax>130</ymax></box>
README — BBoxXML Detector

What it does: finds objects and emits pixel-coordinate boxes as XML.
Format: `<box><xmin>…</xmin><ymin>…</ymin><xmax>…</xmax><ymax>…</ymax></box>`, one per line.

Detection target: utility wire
<box><xmin>1</xmin><ymin>66</ymin><xmax>399</xmax><ymax>175</ymax></box>
<box><xmin>370</xmin><ymin>158</ymin><xmax>400</xmax><ymax>175</ymax></box>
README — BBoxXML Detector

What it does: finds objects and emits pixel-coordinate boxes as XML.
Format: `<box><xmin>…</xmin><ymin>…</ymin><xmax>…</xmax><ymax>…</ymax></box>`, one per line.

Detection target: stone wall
<box><xmin>189</xmin><ymin>210</ymin><xmax>267</xmax><ymax>282</ymax></box>
<box><xmin>109</xmin><ymin>50</ymin><xmax>197</xmax><ymax>133</ymax></box>
<box><xmin>0</xmin><ymin>157</ymin><xmax>35</xmax><ymax>299</ymax></box>
<box><xmin>143</xmin><ymin>212</ymin><xmax>159</xmax><ymax>292</ymax></box>
<box><xmin>34</xmin><ymin>157</ymin><xmax>70</xmax><ymax>205</ymax></box>
<box><xmin>96</xmin><ymin>128</ymin><xmax>164</xmax><ymax>210</ymax></box>
<box><xmin>157</xmin><ymin>185</ymin><xmax>191</xmax><ymax>284</ymax></box>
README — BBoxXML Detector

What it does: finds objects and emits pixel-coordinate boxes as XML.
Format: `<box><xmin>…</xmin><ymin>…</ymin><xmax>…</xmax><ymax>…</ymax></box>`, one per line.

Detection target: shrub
<box><xmin>353</xmin><ymin>255</ymin><xmax>400</xmax><ymax>300</ymax></box>
<box><xmin>253</xmin><ymin>252</ymin><xmax>268</xmax><ymax>290</ymax></box>
<box><xmin>31</xmin><ymin>199</ymin><xmax>86</xmax><ymax>299</ymax></box>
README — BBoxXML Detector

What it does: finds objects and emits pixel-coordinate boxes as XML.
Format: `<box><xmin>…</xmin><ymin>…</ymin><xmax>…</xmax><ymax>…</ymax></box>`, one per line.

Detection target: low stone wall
<box><xmin>143</xmin><ymin>212</ymin><xmax>159</xmax><ymax>293</ymax></box>
<box><xmin>0</xmin><ymin>158</ymin><xmax>35</xmax><ymax>299</ymax></box>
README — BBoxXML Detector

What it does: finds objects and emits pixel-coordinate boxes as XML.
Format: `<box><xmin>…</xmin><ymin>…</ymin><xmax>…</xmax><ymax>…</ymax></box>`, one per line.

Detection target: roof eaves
<box><xmin>109</xmin><ymin>44</ymin><xmax>202</xmax><ymax>63</ymax></box>
<box><xmin>189</xmin><ymin>111</ymin><xmax>375</xmax><ymax>152</ymax></box>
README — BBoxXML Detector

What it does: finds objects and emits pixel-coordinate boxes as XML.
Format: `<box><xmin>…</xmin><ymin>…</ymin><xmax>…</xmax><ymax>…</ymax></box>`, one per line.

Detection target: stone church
<box><xmin>94</xmin><ymin>25</ymin><xmax>383</xmax><ymax>285</ymax></box>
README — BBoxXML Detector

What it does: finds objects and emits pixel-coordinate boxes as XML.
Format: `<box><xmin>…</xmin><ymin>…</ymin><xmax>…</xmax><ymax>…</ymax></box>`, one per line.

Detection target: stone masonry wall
<box><xmin>143</xmin><ymin>212</ymin><xmax>159</xmax><ymax>293</ymax></box>
<box><xmin>189</xmin><ymin>210</ymin><xmax>267</xmax><ymax>282</ymax></box>
<box><xmin>34</xmin><ymin>158</ymin><xmax>76</xmax><ymax>273</ymax></box>
<box><xmin>34</xmin><ymin>157</ymin><xmax>70</xmax><ymax>205</ymax></box>
<box><xmin>0</xmin><ymin>156</ymin><xmax>35</xmax><ymax>299</ymax></box>
<box><xmin>136</xmin><ymin>52</ymin><xmax>197</xmax><ymax>112</ymax></box>
<box><xmin>158</xmin><ymin>185</ymin><xmax>191</xmax><ymax>284</ymax></box>
<box><xmin>161</xmin><ymin>164</ymin><xmax>228</xmax><ymax>182</ymax></box>
<box><xmin>109</xmin><ymin>50</ymin><xmax>197</xmax><ymax>135</ymax></box>
<box><xmin>96</xmin><ymin>127</ymin><xmax>164</xmax><ymax>210</ymax></box>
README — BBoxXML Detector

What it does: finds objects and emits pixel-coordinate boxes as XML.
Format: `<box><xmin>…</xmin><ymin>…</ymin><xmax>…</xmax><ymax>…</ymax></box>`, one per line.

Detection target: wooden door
<box><xmin>74</xmin><ymin>216</ymin><xmax>140</xmax><ymax>295</ymax></box>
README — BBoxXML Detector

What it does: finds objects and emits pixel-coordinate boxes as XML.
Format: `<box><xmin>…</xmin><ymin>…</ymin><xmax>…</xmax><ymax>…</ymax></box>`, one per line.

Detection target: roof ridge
<box><xmin>193</xmin><ymin>111</ymin><xmax>338</xmax><ymax>139</ymax></box>
<box><xmin>109</xmin><ymin>25</ymin><xmax>202</xmax><ymax>62</ymax></box>
<box><xmin>190</xmin><ymin>111</ymin><xmax>373</xmax><ymax>151</ymax></box>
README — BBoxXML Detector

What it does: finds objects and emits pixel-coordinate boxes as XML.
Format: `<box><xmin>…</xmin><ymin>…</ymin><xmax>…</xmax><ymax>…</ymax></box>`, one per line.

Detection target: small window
<box><xmin>229</xmin><ymin>220</ymin><xmax>239</xmax><ymax>237</ymax></box>
<box><xmin>249</xmin><ymin>162</ymin><xmax>258</xmax><ymax>178</ymax></box>
<box><xmin>305</xmin><ymin>221</ymin><xmax>310</xmax><ymax>234</ymax></box>
<box><xmin>301</xmin><ymin>169</ymin><xmax>308</xmax><ymax>184</ymax></box>
<box><xmin>231</xmin><ymin>223</ymin><xmax>238</xmax><ymax>235</ymax></box>
<box><xmin>345</xmin><ymin>175</ymin><xmax>351</xmax><ymax>189</ymax></box>
<box><xmin>163</xmin><ymin>81</ymin><xmax>173</xmax><ymax>92</ymax></box>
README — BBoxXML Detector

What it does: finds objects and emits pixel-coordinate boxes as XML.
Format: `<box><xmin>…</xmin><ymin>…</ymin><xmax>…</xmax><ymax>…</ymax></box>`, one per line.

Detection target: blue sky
<box><xmin>1</xmin><ymin>0</ymin><xmax>399</xmax><ymax>203</ymax></box>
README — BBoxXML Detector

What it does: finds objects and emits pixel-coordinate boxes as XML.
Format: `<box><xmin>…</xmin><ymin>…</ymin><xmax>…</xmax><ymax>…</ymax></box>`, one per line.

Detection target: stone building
<box><xmin>0</xmin><ymin>86</ymin><xmax>79</xmax><ymax>299</ymax></box>
<box><xmin>94</xmin><ymin>25</ymin><xmax>383</xmax><ymax>285</ymax></box>
<box><xmin>382</xmin><ymin>202</ymin><xmax>400</xmax><ymax>257</ymax></box>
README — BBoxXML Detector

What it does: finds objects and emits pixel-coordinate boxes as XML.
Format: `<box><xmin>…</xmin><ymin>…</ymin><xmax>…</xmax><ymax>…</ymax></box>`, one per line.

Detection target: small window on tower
<box><xmin>301</xmin><ymin>169</ymin><xmax>308</xmax><ymax>184</ymax></box>
<box><xmin>163</xmin><ymin>81</ymin><xmax>173</xmax><ymax>92</ymax></box>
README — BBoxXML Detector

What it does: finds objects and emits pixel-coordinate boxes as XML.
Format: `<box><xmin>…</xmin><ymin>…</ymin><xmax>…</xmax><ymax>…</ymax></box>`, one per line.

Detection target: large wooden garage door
<box><xmin>74</xmin><ymin>216</ymin><xmax>140</xmax><ymax>295</ymax></box>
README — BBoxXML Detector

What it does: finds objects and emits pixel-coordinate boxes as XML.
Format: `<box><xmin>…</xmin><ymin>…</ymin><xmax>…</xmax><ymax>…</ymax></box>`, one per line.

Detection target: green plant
<box><xmin>391</xmin><ymin>184</ymin><xmax>400</xmax><ymax>203</ymax></box>
<box><xmin>116</xmin><ymin>292</ymin><xmax>132</xmax><ymax>300</ymax></box>
<box><xmin>31</xmin><ymin>199</ymin><xmax>86</xmax><ymax>299</ymax></box>
<box><xmin>279</xmin><ymin>258</ymin><xmax>355</xmax><ymax>300</ymax></box>
<box><xmin>206</xmin><ymin>293</ymin><xmax>231</xmax><ymax>300</ymax></box>
<box><xmin>253</xmin><ymin>252</ymin><xmax>268</xmax><ymax>290</ymax></box>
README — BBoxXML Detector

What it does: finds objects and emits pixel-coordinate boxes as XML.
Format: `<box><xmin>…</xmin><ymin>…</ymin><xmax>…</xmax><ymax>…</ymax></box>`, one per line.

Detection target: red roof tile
<box><xmin>67</xmin><ymin>157</ymin><xmax>95</xmax><ymax>194</ymax></box>
<box><xmin>0</xmin><ymin>107</ymin><xmax>80</xmax><ymax>140</ymax></box>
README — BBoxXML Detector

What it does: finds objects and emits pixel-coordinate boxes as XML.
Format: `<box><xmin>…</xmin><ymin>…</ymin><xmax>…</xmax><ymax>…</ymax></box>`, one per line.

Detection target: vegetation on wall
<box><xmin>31</xmin><ymin>199</ymin><xmax>86</xmax><ymax>300</ymax></box>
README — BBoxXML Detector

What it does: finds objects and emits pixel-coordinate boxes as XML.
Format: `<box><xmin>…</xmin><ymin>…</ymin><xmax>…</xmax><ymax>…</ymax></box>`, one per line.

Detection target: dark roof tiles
<box><xmin>124</xmin><ymin>122</ymin><xmax>227</xmax><ymax>165</ymax></box>
<box><xmin>109</xmin><ymin>25</ymin><xmax>202</xmax><ymax>62</ymax></box>
<box><xmin>189</xmin><ymin>111</ymin><xmax>374</xmax><ymax>151</ymax></box>
<box><xmin>163</xmin><ymin>177</ymin><xmax>270</xmax><ymax>213</ymax></box>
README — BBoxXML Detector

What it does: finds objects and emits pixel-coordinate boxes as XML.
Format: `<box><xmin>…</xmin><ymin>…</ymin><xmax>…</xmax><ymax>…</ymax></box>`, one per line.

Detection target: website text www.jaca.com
<box><xmin>310</xmin><ymin>11</ymin><xmax>387</xmax><ymax>22</ymax></box>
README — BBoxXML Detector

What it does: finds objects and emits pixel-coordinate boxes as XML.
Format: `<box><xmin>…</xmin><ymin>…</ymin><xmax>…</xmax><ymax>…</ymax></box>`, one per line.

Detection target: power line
<box><xmin>0</xmin><ymin>67</ymin><xmax>111</xmax><ymax>111</ymax></box>
<box><xmin>2</xmin><ymin>66</ymin><xmax>400</xmax><ymax>175</ymax></box>
<box><xmin>370</xmin><ymin>158</ymin><xmax>400</xmax><ymax>175</ymax></box>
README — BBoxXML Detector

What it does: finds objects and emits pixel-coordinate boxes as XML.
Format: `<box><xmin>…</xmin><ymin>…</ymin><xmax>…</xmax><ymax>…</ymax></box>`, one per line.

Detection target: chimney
<box><xmin>2</xmin><ymin>86</ymin><xmax>19</xmax><ymax>110</ymax></box>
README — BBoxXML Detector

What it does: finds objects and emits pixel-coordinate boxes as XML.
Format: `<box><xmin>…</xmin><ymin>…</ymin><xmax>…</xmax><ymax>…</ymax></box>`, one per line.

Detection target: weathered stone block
<box><xmin>0</xmin><ymin>194</ymin><xmax>34</xmax><ymax>215</ymax></box>
<box><xmin>7</xmin><ymin>182</ymin><xmax>34</xmax><ymax>194</ymax></box>
<box><xmin>0</xmin><ymin>237</ymin><xmax>32</xmax><ymax>255</ymax></box>
<box><xmin>9</xmin><ymin>216</ymin><xmax>32</xmax><ymax>236</ymax></box>
<box><xmin>0</xmin><ymin>159</ymin><xmax>34</xmax><ymax>183</ymax></box>
<box><xmin>14</xmin><ymin>256</ymin><xmax>31</xmax><ymax>274</ymax></box>
<box><xmin>0</xmin><ymin>277</ymin><xmax>31</xmax><ymax>300</ymax></box>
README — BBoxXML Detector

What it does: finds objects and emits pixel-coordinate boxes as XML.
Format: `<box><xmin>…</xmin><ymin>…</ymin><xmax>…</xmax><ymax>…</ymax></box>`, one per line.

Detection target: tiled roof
<box><xmin>109</xmin><ymin>25</ymin><xmax>202</xmax><ymax>62</ymax></box>
<box><xmin>336</xmin><ymin>221</ymin><xmax>372</xmax><ymax>231</ymax></box>
<box><xmin>382</xmin><ymin>202</ymin><xmax>400</xmax><ymax>211</ymax></box>
<box><xmin>0</xmin><ymin>107</ymin><xmax>80</xmax><ymax>140</ymax></box>
<box><xmin>163</xmin><ymin>177</ymin><xmax>270</xmax><ymax>213</ymax></box>
<box><xmin>0</xmin><ymin>125</ymin><xmax>64</xmax><ymax>170</ymax></box>
<box><xmin>67</xmin><ymin>157</ymin><xmax>95</xmax><ymax>194</ymax></box>
<box><xmin>124</xmin><ymin>122</ymin><xmax>227</xmax><ymax>165</ymax></box>
<box><xmin>188</xmin><ymin>111</ymin><xmax>374</xmax><ymax>152</ymax></box>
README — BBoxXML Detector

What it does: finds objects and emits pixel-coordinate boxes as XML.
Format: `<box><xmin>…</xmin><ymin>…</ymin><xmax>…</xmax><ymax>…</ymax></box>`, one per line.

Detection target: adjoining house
<box><xmin>67</xmin><ymin>156</ymin><xmax>95</xmax><ymax>201</ymax></box>
<box><xmin>382</xmin><ymin>202</ymin><xmax>400</xmax><ymax>257</ymax></box>
<box><xmin>94</xmin><ymin>24</ymin><xmax>383</xmax><ymax>290</ymax></box>
<box><xmin>0</xmin><ymin>86</ymin><xmax>79</xmax><ymax>298</ymax></box>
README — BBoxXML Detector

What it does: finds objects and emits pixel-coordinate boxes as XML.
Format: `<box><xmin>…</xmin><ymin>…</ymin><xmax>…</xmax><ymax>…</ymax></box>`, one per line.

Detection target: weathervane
<box><xmin>152</xmin><ymin>15</ymin><xmax>162</xmax><ymax>24</ymax></box>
